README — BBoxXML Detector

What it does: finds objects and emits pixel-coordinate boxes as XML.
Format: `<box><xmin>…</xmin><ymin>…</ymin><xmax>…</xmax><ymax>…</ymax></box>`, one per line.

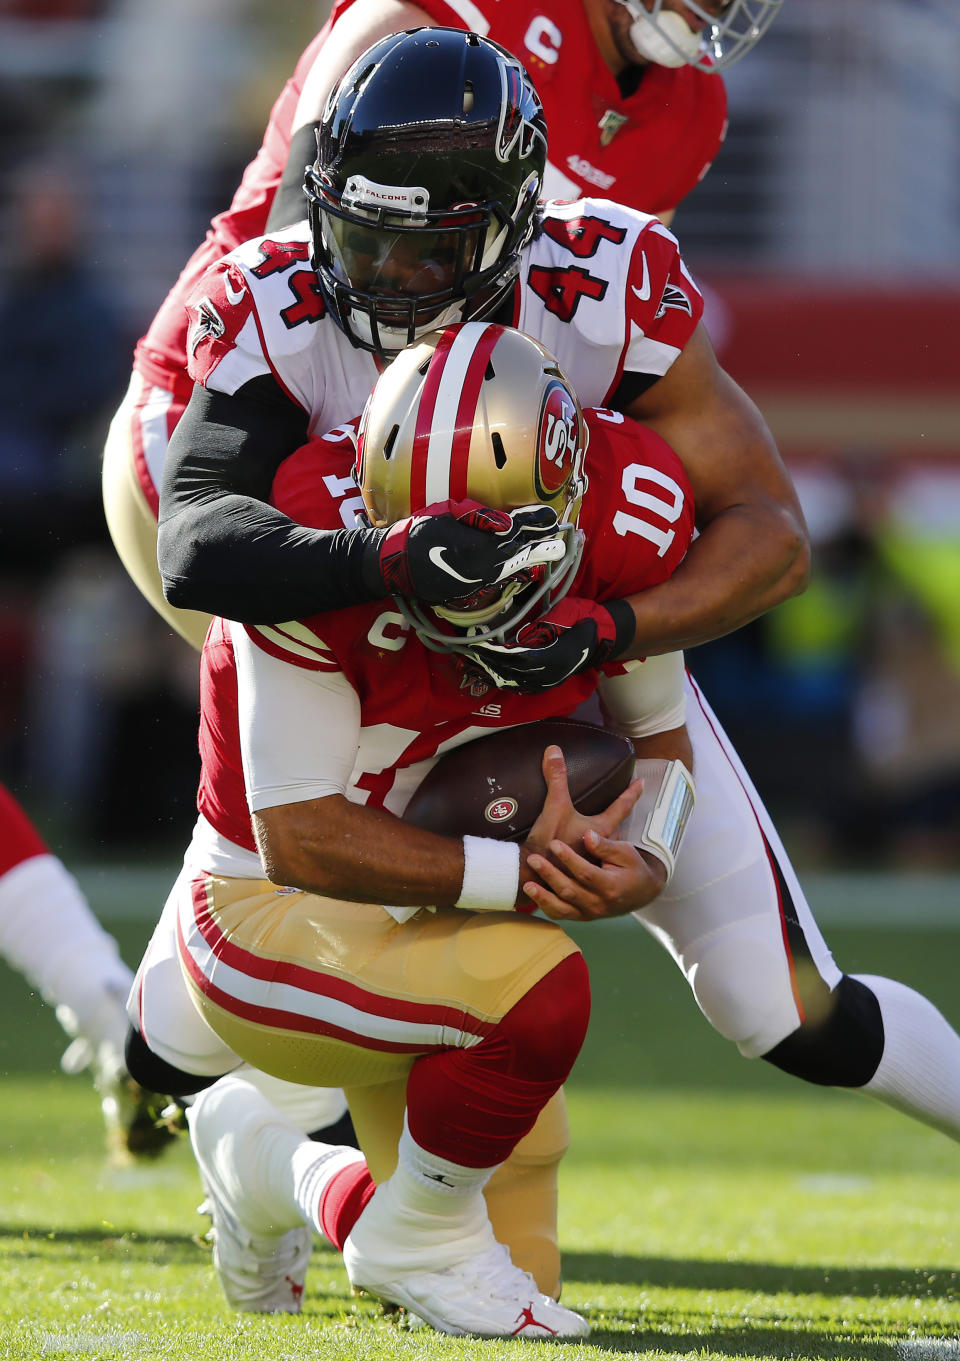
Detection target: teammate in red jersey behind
<box><xmin>102</xmin><ymin>0</ymin><xmax>781</xmax><ymax>649</ymax></box>
<box><xmin>126</xmin><ymin>323</ymin><xmax>698</xmax><ymax>1334</ymax></box>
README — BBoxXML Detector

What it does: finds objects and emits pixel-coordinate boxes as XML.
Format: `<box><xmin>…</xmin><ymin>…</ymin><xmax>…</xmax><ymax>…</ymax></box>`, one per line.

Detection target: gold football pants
<box><xmin>101</xmin><ymin>373</ymin><xmax>211</xmax><ymax>650</ymax></box>
<box><xmin>179</xmin><ymin>872</ymin><xmax>580</xmax><ymax>1294</ymax></box>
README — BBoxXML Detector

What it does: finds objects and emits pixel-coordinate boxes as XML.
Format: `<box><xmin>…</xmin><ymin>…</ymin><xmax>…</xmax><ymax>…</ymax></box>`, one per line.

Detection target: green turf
<box><xmin>1</xmin><ymin>910</ymin><xmax>958</xmax><ymax>1359</ymax></box>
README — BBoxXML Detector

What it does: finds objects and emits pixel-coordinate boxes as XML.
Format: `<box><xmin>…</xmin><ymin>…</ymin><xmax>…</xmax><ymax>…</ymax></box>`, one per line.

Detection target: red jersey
<box><xmin>196</xmin><ymin>408</ymin><xmax>694</xmax><ymax>854</ymax></box>
<box><xmin>134</xmin><ymin>23</ymin><xmax>329</xmax><ymax>397</ymax></box>
<box><xmin>0</xmin><ymin>783</ymin><xmax>48</xmax><ymax>878</ymax></box>
<box><xmin>134</xmin><ymin>0</ymin><xmax>724</xmax><ymax>395</ymax></box>
<box><xmin>415</xmin><ymin>0</ymin><xmax>727</xmax><ymax>208</ymax></box>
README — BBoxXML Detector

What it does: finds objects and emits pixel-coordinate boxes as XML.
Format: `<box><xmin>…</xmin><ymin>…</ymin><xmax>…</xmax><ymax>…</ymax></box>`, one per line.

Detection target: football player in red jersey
<box><xmin>0</xmin><ymin>784</ymin><xmax>173</xmax><ymax>1163</ymax></box>
<box><xmin>102</xmin><ymin>0</ymin><xmax>782</xmax><ymax>649</ymax></box>
<box><xmin>127</xmin><ymin>324</ymin><xmax>698</xmax><ymax>1334</ymax></box>
<box><xmin>123</xmin><ymin>28</ymin><xmax>960</xmax><ymax>1279</ymax></box>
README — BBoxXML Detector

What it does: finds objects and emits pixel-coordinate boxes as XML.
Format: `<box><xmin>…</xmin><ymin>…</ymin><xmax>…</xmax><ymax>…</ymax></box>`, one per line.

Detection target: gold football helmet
<box><xmin>357</xmin><ymin>321</ymin><xmax>589</xmax><ymax>651</ymax></box>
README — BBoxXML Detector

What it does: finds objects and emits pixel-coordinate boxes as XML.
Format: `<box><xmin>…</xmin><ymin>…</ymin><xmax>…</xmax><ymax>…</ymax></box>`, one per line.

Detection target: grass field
<box><xmin>1</xmin><ymin>878</ymin><xmax>959</xmax><ymax>1360</ymax></box>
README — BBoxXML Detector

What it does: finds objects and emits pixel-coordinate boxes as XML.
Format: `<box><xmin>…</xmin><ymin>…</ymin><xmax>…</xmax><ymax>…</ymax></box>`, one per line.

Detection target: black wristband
<box><xmin>605</xmin><ymin>598</ymin><xmax>637</xmax><ymax>659</ymax></box>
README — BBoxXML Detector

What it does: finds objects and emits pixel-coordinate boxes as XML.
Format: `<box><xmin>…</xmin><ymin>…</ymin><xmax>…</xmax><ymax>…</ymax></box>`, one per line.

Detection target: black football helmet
<box><xmin>304</xmin><ymin>27</ymin><xmax>548</xmax><ymax>357</ymax></box>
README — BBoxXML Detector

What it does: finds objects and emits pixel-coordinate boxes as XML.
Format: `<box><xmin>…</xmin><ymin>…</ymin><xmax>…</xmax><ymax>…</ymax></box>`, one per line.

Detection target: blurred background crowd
<box><xmin>1</xmin><ymin>0</ymin><xmax>958</xmax><ymax>870</ymax></box>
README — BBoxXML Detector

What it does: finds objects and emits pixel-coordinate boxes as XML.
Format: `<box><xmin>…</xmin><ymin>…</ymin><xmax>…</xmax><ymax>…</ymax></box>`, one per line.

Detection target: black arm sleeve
<box><xmin>266</xmin><ymin>122</ymin><xmax>322</xmax><ymax>232</ymax></box>
<box><xmin>609</xmin><ymin>366</ymin><xmax>661</xmax><ymax>412</ymax></box>
<box><xmin>157</xmin><ymin>377</ymin><xmax>383</xmax><ymax>623</ymax></box>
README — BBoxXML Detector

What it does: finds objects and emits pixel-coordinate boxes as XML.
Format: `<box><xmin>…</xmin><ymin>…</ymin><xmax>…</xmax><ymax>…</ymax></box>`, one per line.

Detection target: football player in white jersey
<box><xmin>129</xmin><ymin>323</ymin><xmax>699</xmax><ymax>1335</ymax></box>
<box><xmin>102</xmin><ymin>0</ymin><xmax>785</xmax><ymax>651</ymax></box>
<box><xmin>0</xmin><ymin>784</ymin><xmax>173</xmax><ymax>1163</ymax></box>
<box><xmin>131</xmin><ymin>30</ymin><xmax>960</xmax><ymax>1194</ymax></box>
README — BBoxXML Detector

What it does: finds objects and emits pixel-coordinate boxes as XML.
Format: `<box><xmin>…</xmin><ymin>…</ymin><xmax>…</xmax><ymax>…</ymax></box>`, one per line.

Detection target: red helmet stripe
<box><xmin>449</xmin><ymin>324</ymin><xmax>506</xmax><ymax>501</ymax></box>
<box><xmin>411</xmin><ymin>326</ymin><xmax>458</xmax><ymax>510</ymax></box>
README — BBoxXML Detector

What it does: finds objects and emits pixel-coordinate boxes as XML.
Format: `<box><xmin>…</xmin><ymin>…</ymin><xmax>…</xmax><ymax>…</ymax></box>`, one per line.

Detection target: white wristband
<box><xmin>455</xmin><ymin>836</ymin><xmax>521</xmax><ymax>912</ymax></box>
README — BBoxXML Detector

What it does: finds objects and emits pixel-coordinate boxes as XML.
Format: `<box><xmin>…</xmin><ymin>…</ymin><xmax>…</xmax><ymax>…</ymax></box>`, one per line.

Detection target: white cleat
<box><xmin>348</xmin><ymin>1238</ymin><xmax>590</xmax><ymax>1339</ymax></box>
<box><xmin>343</xmin><ymin>1182</ymin><xmax>589</xmax><ymax>1339</ymax></box>
<box><xmin>195</xmin><ymin>1196</ymin><xmax>311</xmax><ymax>1314</ymax></box>
<box><xmin>188</xmin><ymin>1085</ymin><xmax>311</xmax><ymax>1313</ymax></box>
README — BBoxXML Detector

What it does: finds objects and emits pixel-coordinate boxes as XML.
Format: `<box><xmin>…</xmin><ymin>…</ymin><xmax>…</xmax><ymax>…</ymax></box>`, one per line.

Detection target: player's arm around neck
<box><xmin>617</xmin><ymin>323</ymin><xmax>811</xmax><ymax>657</ymax></box>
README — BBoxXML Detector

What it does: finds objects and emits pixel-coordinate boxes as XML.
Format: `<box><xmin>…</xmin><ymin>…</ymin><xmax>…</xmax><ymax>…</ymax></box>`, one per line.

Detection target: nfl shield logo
<box><xmin>459</xmin><ymin>670</ymin><xmax>490</xmax><ymax>699</ymax></box>
<box><xmin>598</xmin><ymin>110</ymin><xmax>628</xmax><ymax>146</ymax></box>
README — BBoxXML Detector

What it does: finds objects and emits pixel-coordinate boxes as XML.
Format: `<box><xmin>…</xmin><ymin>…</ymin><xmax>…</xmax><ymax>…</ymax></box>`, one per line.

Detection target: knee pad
<box><xmin>125</xmin><ymin>1025</ymin><xmax>230</xmax><ymax>1098</ymax></box>
<box><xmin>763</xmin><ymin>975</ymin><xmax>884</xmax><ymax>1087</ymax></box>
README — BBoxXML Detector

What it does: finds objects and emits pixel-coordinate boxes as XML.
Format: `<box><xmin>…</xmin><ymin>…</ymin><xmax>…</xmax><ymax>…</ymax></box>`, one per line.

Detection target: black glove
<box><xmin>362</xmin><ymin>500</ymin><xmax>561</xmax><ymax>605</ymax></box>
<box><xmin>465</xmin><ymin>596</ymin><xmax>636</xmax><ymax>692</ymax></box>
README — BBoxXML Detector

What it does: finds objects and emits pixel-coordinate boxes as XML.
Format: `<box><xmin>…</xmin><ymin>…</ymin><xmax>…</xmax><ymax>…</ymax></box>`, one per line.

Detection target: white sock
<box><xmin>855</xmin><ymin>973</ymin><xmax>960</xmax><ymax>1141</ymax></box>
<box><xmin>190</xmin><ymin>1075</ymin><xmax>361</xmax><ymax>1238</ymax></box>
<box><xmin>0</xmin><ymin>854</ymin><xmax>132</xmax><ymax>1047</ymax></box>
<box><xmin>291</xmin><ymin>1140</ymin><xmax>367</xmax><ymax>1239</ymax></box>
<box><xmin>397</xmin><ymin>1114</ymin><xmax>498</xmax><ymax>1203</ymax></box>
<box><xmin>344</xmin><ymin>1116</ymin><xmax>499</xmax><ymax>1270</ymax></box>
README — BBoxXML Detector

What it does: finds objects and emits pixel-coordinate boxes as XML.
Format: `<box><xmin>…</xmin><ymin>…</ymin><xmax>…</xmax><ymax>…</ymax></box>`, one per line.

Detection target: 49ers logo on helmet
<box><xmin>535</xmin><ymin>380</ymin><xmax>578</xmax><ymax>501</ymax></box>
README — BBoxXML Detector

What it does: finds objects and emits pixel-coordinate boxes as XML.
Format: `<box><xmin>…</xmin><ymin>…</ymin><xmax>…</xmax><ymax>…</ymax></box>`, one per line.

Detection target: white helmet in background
<box><xmin>616</xmin><ymin>0</ymin><xmax>783</xmax><ymax>73</ymax></box>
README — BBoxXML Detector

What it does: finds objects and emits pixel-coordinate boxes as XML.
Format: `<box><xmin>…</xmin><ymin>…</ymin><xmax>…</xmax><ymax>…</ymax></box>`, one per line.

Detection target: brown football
<box><xmin>403</xmin><ymin>718</ymin><xmax>636</xmax><ymax>842</ymax></box>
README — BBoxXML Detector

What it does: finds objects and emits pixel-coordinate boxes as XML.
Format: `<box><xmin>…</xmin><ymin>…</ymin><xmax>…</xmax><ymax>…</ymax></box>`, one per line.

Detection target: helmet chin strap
<box><xmin>616</xmin><ymin>2</ymin><xmax>705</xmax><ymax>68</ymax></box>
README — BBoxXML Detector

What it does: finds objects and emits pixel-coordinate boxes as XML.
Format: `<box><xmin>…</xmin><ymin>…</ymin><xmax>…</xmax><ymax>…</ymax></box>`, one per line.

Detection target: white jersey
<box><xmin>185</xmin><ymin>198</ymin><xmax>704</xmax><ymax>425</ymax></box>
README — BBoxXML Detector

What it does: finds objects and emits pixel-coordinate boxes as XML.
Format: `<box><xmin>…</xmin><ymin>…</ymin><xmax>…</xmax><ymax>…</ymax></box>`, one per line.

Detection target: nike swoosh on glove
<box><xmin>362</xmin><ymin>500</ymin><xmax>562</xmax><ymax>604</ymax></box>
<box><xmin>465</xmin><ymin>597</ymin><xmax>636</xmax><ymax>692</ymax></box>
